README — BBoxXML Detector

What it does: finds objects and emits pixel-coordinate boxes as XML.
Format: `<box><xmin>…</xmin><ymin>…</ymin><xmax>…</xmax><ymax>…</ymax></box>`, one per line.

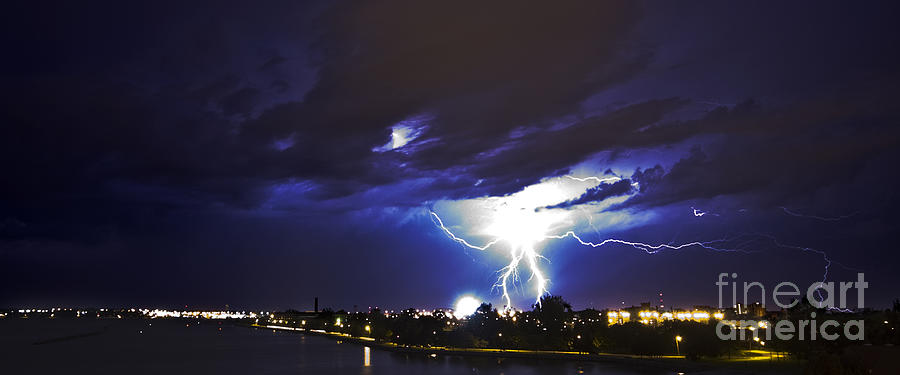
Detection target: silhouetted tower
<box><xmin>315</xmin><ymin>297</ymin><xmax>319</xmax><ymax>313</ymax></box>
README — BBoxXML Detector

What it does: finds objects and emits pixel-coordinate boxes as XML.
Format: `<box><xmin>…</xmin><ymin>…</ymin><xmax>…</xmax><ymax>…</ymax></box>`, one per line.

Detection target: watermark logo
<box><xmin>714</xmin><ymin>273</ymin><xmax>867</xmax><ymax>341</ymax></box>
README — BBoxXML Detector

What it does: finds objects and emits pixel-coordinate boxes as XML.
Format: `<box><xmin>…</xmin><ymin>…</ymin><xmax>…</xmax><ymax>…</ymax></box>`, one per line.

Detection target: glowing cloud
<box><xmin>373</xmin><ymin>117</ymin><xmax>429</xmax><ymax>152</ymax></box>
<box><xmin>431</xmin><ymin>175</ymin><xmax>616</xmax><ymax>309</ymax></box>
<box><xmin>430</xmin><ymin>174</ymin><xmax>842</xmax><ymax>311</ymax></box>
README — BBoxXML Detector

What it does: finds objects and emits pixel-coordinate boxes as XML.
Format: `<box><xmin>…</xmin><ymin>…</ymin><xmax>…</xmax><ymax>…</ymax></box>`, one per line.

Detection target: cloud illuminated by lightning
<box><xmin>431</xmin><ymin>175</ymin><xmax>856</xmax><ymax>312</ymax></box>
<box><xmin>429</xmin><ymin>180</ymin><xmax>573</xmax><ymax>308</ymax></box>
<box><xmin>430</xmin><ymin>175</ymin><xmax>754</xmax><ymax>310</ymax></box>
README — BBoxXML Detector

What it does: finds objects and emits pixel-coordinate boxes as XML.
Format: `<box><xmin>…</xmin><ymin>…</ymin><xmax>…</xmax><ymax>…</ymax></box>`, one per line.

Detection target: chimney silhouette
<box><xmin>314</xmin><ymin>297</ymin><xmax>319</xmax><ymax>313</ymax></box>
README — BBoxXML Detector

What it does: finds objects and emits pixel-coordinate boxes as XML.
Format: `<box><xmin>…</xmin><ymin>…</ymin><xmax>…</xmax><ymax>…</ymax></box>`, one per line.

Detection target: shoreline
<box><xmin>246</xmin><ymin>323</ymin><xmax>804</xmax><ymax>373</ymax></box>
<box><xmin>246</xmin><ymin>323</ymin><xmax>708</xmax><ymax>371</ymax></box>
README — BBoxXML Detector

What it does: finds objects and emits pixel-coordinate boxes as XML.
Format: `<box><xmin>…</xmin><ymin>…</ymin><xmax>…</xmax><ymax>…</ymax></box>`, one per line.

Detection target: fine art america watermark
<box><xmin>714</xmin><ymin>273</ymin><xmax>867</xmax><ymax>341</ymax></box>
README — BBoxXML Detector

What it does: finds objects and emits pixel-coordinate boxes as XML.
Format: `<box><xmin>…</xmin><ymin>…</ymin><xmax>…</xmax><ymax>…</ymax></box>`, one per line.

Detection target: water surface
<box><xmin>0</xmin><ymin>319</ymin><xmax>761</xmax><ymax>374</ymax></box>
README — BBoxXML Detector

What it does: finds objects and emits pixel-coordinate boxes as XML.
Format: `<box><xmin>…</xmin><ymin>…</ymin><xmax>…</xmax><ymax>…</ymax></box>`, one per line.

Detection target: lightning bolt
<box><xmin>563</xmin><ymin>175</ymin><xmax>622</xmax><ymax>184</ymax></box>
<box><xmin>431</xmin><ymin>176</ymin><xmax>858</xmax><ymax>312</ymax></box>
<box><xmin>430</xmin><ymin>212</ymin><xmax>501</xmax><ymax>251</ymax></box>
<box><xmin>773</xmin><ymin>207</ymin><xmax>865</xmax><ymax>311</ymax></box>
<box><xmin>544</xmin><ymin>231</ymin><xmax>752</xmax><ymax>255</ymax></box>
<box><xmin>431</xmin><ymin>208</ymin><xmax>756</xmax><ymax>310</ymax></box>
<box><xmin>691</xmin><ymin>207</ymin><xmax>720</xmax><ymax>217</ymax></box>
<box><xmin>779</xmin><ymin>206</ymin><xmax>859</xmax><ymax>222</ymax></box>
<box><xmin>754</xmin><ymin>234</ymin><xmax>858</xmax><ymax>312</ymax></box>
<box><xmin>431</xmin><ymin>211</ymin><xmax>547</xmax><ymax>308</ymax></box>
<box><xmin>563</xmin><ymin>174</ymin><xmax>641</xmax><ymax>191</ymax></box>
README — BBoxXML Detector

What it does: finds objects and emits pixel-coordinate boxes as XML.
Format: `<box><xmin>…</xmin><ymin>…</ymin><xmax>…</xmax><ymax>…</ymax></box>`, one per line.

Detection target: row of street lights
<box><xmin>674</xmin><ymin>333</ymin><xmax>766</xmax><ymax>355</ymax></box>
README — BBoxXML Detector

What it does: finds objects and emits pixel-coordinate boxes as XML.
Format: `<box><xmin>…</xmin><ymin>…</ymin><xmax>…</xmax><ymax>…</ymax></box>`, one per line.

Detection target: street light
<box><xmin>675</xmin><ymin>335</ymin><xmax>682</xmax><ymax>355</ymax></box>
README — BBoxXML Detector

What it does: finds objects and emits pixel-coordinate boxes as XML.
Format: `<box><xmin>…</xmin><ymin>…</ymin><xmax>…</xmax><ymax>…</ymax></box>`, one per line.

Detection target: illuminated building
<box><xmin>606</xmin><ymin>305</ymin><xmax>725</xmax><ymax>326</ymax></box>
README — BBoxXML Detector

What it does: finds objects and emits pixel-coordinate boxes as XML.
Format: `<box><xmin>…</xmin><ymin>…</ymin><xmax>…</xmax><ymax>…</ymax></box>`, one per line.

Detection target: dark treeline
<box><xmin>274</xmin><ymin>296</ymin><xmax>900</xmax><ymax>365</ymax></box>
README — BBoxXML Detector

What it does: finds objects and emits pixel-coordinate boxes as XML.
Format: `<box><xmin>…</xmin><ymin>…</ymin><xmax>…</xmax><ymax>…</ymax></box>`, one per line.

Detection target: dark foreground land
<box><xmin>252</xmin><ymin>322</ymin><xmax>804</xmax><ymax>375</ymax></box>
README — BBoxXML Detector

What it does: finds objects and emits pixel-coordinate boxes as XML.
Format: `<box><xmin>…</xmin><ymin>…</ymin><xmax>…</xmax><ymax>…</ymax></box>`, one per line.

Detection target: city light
<box><xmin>145</xmin><ymin>309</ymin><xmax>251</xmax><ymax>319</ymax></box>
<box><xmin>606</xmin><ymin>308</ymin><xmax>722</xmax><ymax>326</ymax></box>
<box><xmin>454</xmin><ymin>296</ymin><xmax>481</xmax><ymax>317</ymax></box>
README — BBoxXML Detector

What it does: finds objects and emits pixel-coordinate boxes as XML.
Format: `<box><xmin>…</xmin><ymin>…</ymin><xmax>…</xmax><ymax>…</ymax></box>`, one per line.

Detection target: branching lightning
<box><xmin>543</xmin><ymin>231</ymin><xmax>752</xmax><ymax>255</ymax></box>
<box><xmin>430</xmin><ymin>202</ymin><xmax>757</xmax><ymax>310</ymax></box>
<box><xmin>431</xmin><ymin>210</ymin><xmax>550</xmax><ymax>309</ymax></box>
<box><xmin>755</xmin><ymin>236</ymin><xmax>859</xmax><ymax>312</ymax></box>
<box><xmin>691</xmin><ymin>207</ymin><xmax>719</xmax><ymax>217</ymax></box>
<box><xmin>430</xmin><ymin>212</ymin><xmax>501</xmax><ymax>251</ymax></box>
<box><xmin>431</xmin><ymin>176</ymin><xmax>856</xmax><ymax>312</ymax></box>
<box><xmin>563</xmin><ymin>175</ymin><xmax>622</xmax><ymax>184</ymax></box>
<box><xmin>779</xmin><ymin>206</ymin><xmax>859</xmax><ymax>222</ymax></box>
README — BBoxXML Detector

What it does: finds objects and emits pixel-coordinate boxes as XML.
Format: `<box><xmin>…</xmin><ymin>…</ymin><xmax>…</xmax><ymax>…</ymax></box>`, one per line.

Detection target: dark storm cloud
<box><xmin>4</xmin><ymin>0</ymin><xmax>900</xmax><ymax>243</ymax></box>
<box><xmin>220</xmin><ymin>87</ymin><xmax>261</xmax><ymax>116</ymax></box>
<box><xmin>0</xmin><ymin>1</ymin><xmax>654</xmax><ymax>243</ymax></box>
<box><xmin>239</xmin><ymin>0</ymin><xmax>650</xmax><ymax>197</ymax></box>
<box><xmin>545</xmin><ymin>179</ymin><xmax>635</xmax><ymax>210</ymax></box>
<box><xmin>621</xmin><ymin>90</ymin><xmax>900</xmax><ymax>212</ymax></box>
<box><xmin>0</xmin><ymin>0</ymin><xmax>322</xmax><ymax>243</ymax></box>
<box><xmin>456</xmin><ymin>98</ymin><xmax>690</xmax><ymax>195</ymax></box>
<box><xmin>4</xmin><ymin>0</ymin><xmax>900</xmax><ymax>308</ymax></box>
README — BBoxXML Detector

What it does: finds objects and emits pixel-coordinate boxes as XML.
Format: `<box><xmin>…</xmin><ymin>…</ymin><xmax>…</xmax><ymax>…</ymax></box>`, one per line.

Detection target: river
<box><xmin>0</xmin><ymin>318</ymin><xmax>782</xmax><ymax>374</ymax></box>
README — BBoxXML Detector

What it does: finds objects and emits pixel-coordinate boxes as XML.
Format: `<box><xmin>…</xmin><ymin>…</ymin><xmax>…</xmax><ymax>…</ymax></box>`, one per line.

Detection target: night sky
<box><xmin>3</xmin><ymin>1</ymin><xmax>900</xmax><ymax>312</ymax></box>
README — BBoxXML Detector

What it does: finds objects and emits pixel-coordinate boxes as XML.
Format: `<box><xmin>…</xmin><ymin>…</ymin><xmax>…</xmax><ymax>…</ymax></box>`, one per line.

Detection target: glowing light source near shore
<box><xmin>454</xmin><ymin>296</ymin><xmax>481</xmax><ymax>317</ymax></box>
<box><xmin>363</xmin><ymin>347</ymin><xmax>371</xmax><ymax>366</ymax></box>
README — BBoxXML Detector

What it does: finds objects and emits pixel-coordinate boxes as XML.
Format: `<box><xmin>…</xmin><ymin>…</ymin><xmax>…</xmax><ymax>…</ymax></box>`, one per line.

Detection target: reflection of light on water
<box><xmin>364</xmin><ymin>346</ymin><xmax>371</xmax><ymax>367</ymax></box>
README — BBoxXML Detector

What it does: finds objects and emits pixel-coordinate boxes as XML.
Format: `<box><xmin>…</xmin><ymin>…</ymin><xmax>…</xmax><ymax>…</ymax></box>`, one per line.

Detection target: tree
<box><xmin>532</xmin><ymin>295</ymin><xmax>573</xmax><ymax>349</ymax></box>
